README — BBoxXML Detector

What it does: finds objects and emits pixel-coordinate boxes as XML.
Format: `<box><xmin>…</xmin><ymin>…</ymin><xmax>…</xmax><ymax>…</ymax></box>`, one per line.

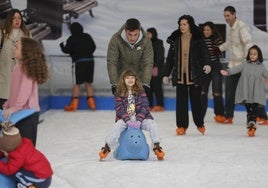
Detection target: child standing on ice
<box><xmin>221</xmin><ymin>45</ymin><xmax>268</xmax><ymax>137</ymax></box>
<box><xmin>99</xmin><ymin>70</ymin><xmax>165</xmax><ymax>160</ymax></box>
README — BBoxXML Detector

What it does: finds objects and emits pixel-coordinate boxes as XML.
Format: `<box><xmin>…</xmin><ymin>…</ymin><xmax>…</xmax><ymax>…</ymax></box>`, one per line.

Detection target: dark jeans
<box><xmin>147</xmin><ymin>76</ymin><xmax>164</xmax><ymax>107</ymax></box>
<box><xmin>224</xmin><ymin>73</ymin><xmax>240</xmax><ymax>118</ymax></box>
<box><xmin>176</xmin><ymin>84</ymin><xmax>203</xmax><ymax>128</ymax></box>
<box><xmin>256</xmin><ymin>104</ymin><xmax>268</xmax><ymax>119</ymax></box>
<box><xmin>201</xmin><ymin>61</ymin><xmax>224</xmax><ymax>118</ymax></box>
<box><xmin>15</xmin><ymin>112</ymin><xmax>39</xmax><ymax>146</ymax></box>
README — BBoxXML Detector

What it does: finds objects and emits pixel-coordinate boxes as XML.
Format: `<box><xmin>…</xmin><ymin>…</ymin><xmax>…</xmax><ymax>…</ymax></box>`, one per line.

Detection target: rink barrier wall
<box><xmin>39</xmin><ymin>96</ymin><xmax>267</xmax><ymax>113</ymax></box>
<box><xmin>39</xmin><ymin>56</ymin><xmax>268</xmax><ymax>113</ymax></box>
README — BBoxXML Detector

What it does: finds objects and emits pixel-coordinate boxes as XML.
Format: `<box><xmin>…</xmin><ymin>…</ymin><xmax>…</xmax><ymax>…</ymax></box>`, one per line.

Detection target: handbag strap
<box><xmin>0</xmin><ymin>36</ymin><xmax>3</xmax><ymax>49</ymax></box>
<box><xmin>0</xmin><ymin>31</ymin><xmax>4</xmax><ymax>49</ymax></box>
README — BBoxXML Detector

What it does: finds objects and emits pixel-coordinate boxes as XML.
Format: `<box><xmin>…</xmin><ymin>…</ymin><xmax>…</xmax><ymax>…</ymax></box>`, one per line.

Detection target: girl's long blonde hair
<box><xmin>116</xmin><ymin>70</ymin><xmax>143</xmax><ymax>97</ymax></box>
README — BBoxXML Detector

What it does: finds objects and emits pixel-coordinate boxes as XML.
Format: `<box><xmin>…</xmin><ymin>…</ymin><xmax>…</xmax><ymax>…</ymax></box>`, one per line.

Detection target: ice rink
<box><xmin>37</xmin><ymin>109</ymin><xmax>268</xmax><ymax>188</ymax></box>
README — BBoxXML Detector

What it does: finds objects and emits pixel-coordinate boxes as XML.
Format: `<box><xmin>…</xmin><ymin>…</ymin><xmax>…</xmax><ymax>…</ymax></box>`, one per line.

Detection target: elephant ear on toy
<box><xmin>114</xmin><ymin>127</ymin><xmax>149</xmax><ymax>160</ymax></box>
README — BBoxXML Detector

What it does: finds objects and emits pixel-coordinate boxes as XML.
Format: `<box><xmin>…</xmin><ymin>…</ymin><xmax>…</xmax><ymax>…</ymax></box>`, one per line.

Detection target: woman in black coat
<box><xmin>163</xmin><ymin>15</ymin><xmax>210</xmax><ymax>135</ymax></box>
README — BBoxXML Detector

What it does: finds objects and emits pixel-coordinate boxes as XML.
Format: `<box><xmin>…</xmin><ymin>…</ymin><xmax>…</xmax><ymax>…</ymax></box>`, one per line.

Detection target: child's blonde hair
<box><xmin>116</xmin><ymin>70</ymin><xmax>143</xmax><ymax>97</ymax></box>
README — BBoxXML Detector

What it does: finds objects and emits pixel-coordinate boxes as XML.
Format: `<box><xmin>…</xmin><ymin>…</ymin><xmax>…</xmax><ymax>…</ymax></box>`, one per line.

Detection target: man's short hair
<box><xmin>224</xmin><ymin>6</ymin><xmax>236</xmax><ymax>14</ymax></box>
<box><xmin>125</xmin><ymin>18</ymin><xmax>141</xmax><ymax>31</ymax></box>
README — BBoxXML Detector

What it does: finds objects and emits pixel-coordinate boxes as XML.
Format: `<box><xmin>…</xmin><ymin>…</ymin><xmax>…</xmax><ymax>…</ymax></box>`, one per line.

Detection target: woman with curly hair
<box><xmin>2</xmin><ymin>37</ymin><xmax>48</xmax><ymax>146</ymax></box>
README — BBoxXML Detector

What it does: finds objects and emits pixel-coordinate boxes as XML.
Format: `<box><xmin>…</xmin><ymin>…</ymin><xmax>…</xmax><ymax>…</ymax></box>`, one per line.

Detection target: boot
<box><xmin>28</xmin><ymin>185</ymin><xmax>37</xmax><ymax>188</ymax></box>
<box><xmin>99</xmin><ymin>143</ymin><xmax>111</xmax><ymax>160</ymax></box>
<box><xmin>151</xmin><ymin>105</ymin><xmax>164</xmax><ymax>112</ymax></box>
<box><xmin>197</xmin><ymin>125</ymin><xmax>206</xmax><ymax>135</ymax></box>
<box><xmin>257</xmin><ymin>117</ymin><xmax>268</xmax><ymax>125</ymax></box>
<box><xmin>214</xmin><ymin>115</ymin><xmax>225</xmax><ymax>123</ymax></box>
<box><xmin>153</xmin><ymin>143</ymin><xmax>165</xmax><ymax>160</ymax></box>
<box><xmin>176</xmin><ymin>127</ymin><xmax>186</xmax><ymax>135</ymax></box>
<box><xmin>87</xmin><ymin>97</ymin><xmax>96</xmax><ymax>110</ymax></box>
<box><xmin>217</xmin><ymin>116</ymin><xmax>233</xmax><ymax>124</ymax></box>
<box><xmin>247</xmin><ymin>123</ymin><xmax>257</xmax><ymax>137</ymax></box>
<box><xmin>64</xmin><ymin>98</ymin><xmax>79</xmax><ymax>112</ymax></box>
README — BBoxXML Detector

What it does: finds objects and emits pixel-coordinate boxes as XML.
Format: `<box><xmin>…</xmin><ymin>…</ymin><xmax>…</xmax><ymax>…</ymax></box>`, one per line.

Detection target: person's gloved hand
<box><xmin>2</xmin><ymin>108</ymin><xmax>15</xmax><ymax>119</ymax></box>
<box><xmin>220</xmin><ymin>70</ymin><xmax>229</xmax><ymax>76</ymax></box>
<box><xmin>142</xmin><ymin>84</ymin><xmax>150</xmax><ymax>94</ymax></box>
<box><xmin>212</xmin><ymin>46</ymin><xmax>222</xmax><ymax>56</ymax></box>
<box><xmin>152</xmin><ymin>67</ymin><xmax>158</xmax><ymax>77</ymax></box>
<box><xmin>127</xmin><ymin>120</ymin><xmax>141</xmax><ymax>129</ymax></box>
<box><xmin>111</xmin><ymin>85</ymin><xmax>117</xmax><ymax>95</ymax></box>
<box><xmin>59</xmin><ymin>42</ymin><xmax>64</xmax><ymax>48</ymax></box>
<box><xmin>203</xmin><ymin>65</ymin><xmax>211</xmax><ymax>74</ymax></box>
<box><xmin>163</xmin><ymin>76</ymin><xmax>169</xmax><ymax>84</ymax></box>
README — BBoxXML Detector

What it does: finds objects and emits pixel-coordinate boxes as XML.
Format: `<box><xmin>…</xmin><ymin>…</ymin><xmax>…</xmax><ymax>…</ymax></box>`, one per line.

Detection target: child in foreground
<box><xmin>0</xmin><ymin>126</ymin><xmax>53</xmax><ymax>187</ymax></box>
<box><xmin>99</xmin><ymin>70</ymin><xmax>165</xmax><ymax>160</ymax></box>
<box><xmin>221</xmin><ymin>45</ymin><xmax>268</xmax><ymax>137</ymax></box>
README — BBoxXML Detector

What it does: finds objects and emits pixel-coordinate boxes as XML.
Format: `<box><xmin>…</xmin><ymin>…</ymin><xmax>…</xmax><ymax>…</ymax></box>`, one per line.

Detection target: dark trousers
<box><xmin>15</xmin><ymin>112</ymin><xmax>39</xmax><ymax>146</ymax></box>
<box><xmin>147</xmin><ymin>77</ymin><xmax>164</xmax><ymax>107</ymax></box>
<box><xmin>15</xmin><ymin>168</ymin><xmax>52</xmax><ymax>188</ymax></box>
<box><xmin>245</xmin><ymin>103</ymin><xmax>258</xmax><ymax>126</ymax></box>
<box><xmin>224</xmin><ymin>73</ymin><xmax>240</xmax><ymax>118</ymax></box>
<box><xmin>201</xmin><ymin>61</ymin><xmax>224</xmax><ymax>118</ymax></box>
<box><xmin>176</xmin><ymin>84</ymin><xmax>203</xmax><ymax>128</ymax></box>
<box><xmin>256</xmin><ymin>105</ymin><xmax>268</xmax><ymax>119</ymax></box>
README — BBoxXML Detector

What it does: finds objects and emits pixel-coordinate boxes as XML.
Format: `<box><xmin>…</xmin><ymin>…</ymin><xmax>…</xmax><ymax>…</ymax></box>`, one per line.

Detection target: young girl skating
<box><xmin>221</xmin><ymin>45</ymin><xmax>268</xmax><ymax>136</ymax></box>
<box><xmin>99</xmin><ymin>70</ymin><xmax>165</xmax><ymax>160</ymax></box>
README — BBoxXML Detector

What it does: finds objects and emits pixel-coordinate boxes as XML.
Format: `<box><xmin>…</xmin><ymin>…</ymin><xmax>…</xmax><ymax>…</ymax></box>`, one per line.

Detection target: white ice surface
<box><xmin>37</xmin><ymin>109</ymin><xmax>268</xmax><ymax>188</ymax></box>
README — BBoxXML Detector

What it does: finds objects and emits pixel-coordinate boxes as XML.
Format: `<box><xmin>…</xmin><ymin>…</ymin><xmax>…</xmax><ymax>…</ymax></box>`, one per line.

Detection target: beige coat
<box><xmin>0</xmin><ymin>30</ymin><xmax>28</xmax><ymax>99</ymax></box>
<box><xmin>219</xmin><ymin>19</ymin><xmax>253</xmax><ymax>68</ymax></box>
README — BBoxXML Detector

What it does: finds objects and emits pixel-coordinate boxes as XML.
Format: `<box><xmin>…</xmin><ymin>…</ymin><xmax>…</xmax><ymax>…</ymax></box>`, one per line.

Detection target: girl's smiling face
<box><xmin>203</xmin><ymin>25</ymin><xmax>212</xmax><ymax>38</ymax></box>
<box><xmin>124</xmin><ymin>75</ymin><xmax>136</xmax><ymax>89</ymax></box>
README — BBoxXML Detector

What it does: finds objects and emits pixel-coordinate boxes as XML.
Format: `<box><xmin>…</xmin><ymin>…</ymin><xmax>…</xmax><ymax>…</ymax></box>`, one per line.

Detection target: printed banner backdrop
<box><xmin>11</xmin><ymin>0</ymin><xmax>268</xmax><ymax>57</ymax></box>
<box><xmin>7</xmin><ymin>0</ymin><xmax>268</xmax><ymax>110</ymax></box>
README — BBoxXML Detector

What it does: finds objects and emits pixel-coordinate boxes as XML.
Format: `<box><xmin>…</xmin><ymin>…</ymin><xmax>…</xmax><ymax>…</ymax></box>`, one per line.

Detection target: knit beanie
<box><xmin>0</xmin><ymin>127</ymin><xmax>22</xmax><ymax>152</ymax></box>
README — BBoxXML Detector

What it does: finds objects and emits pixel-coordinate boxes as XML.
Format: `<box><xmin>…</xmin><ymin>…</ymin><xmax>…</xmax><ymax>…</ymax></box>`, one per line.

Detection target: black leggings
<box><xmin>245</xmin><ymin>103</ymin><xmax>258</xmax><ymax>125</ymax></box>
<box><xmin>15</xmin><ymin>112</ymin><xmax>39</xmax><ymax>146</ymax></box>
